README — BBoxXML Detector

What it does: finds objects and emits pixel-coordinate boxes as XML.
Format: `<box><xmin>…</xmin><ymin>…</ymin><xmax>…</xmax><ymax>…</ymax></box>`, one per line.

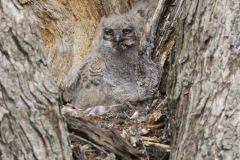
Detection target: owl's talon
<box><xmin>84</xmin><ymin>105</ymin><xmax>110</xmax><ymax>116</ymax></box>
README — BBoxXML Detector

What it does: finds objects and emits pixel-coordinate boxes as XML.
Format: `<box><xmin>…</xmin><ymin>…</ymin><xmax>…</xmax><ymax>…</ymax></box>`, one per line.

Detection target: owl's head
<box><xmin>99</xmin><ymin>14</ymin><xmax>142</xmax><ymax>53</ymax></box>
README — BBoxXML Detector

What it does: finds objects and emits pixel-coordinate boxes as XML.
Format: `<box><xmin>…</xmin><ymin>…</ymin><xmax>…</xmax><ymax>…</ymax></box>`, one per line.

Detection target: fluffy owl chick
<box><xmin>94</xmin><ymin>13</ymin><xmax>160</xmax><ymax>103</ymax></box>
<box><xmin>66</xmin><ymin>12</ymin><xmax>161</xmax><ymax>112</ymax></box>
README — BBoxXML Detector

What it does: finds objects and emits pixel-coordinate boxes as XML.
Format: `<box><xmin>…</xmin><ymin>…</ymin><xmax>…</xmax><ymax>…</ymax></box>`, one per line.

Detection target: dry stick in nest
<box><xmin>66</xmin><ymin>116</ymin><xmax>146</xmax><ymax>160</ymax></box>
<box><xmin>70</xmin><ymin>134</ymin><xmax>109</xmax><ymax>154</ymax></box>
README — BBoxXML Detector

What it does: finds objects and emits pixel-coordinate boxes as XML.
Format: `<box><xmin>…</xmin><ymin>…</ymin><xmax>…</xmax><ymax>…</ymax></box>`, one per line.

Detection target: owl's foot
<box><xmin>84</xmin><ymin>105</ymin><xmax>110</xmax><ymax>116</ymax></box>
<box><xmin>84</xmin><ymin>103</ymin><xmax>129</xmax><ymax>116</ymax></box>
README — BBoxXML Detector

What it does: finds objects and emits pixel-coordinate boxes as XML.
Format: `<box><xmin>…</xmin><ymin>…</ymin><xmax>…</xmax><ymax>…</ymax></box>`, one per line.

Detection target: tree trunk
<box><xmin>169</xmin><ymin>0</ymin><xmax>240</xmax><ymax>159</ymax></box>
<box><xmin>0</xmin><ymin>0</ymin><xmax>71</xmax><ymax>159</ymax></box>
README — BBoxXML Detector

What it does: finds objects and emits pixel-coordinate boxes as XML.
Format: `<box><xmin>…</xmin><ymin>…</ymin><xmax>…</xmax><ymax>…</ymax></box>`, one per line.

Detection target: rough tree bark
<box><xmin>169</xmin><ymin>0</ymin><xmax>240</xmax><ymax>159</ymax></box>
<box><xmin>0</xmin><ymin>0</ymin><xmax>71</xmax><ymax>159</ymax></box>
<box><xmin>5</xmin><ymin>0</ymin><xmax>238</xmax><ymax>159</ymax></box>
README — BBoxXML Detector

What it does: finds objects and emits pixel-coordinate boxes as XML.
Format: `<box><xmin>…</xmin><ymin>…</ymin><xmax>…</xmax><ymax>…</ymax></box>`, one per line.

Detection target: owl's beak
<box><xmin>115</xmin><ymin>35</ymin><xmax>120</xmax><ymax>42</ymax></box>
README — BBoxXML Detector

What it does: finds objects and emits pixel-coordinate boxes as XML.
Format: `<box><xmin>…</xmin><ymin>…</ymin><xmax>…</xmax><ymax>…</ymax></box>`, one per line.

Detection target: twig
<box><xmin>156</xmin><ymin>96</ymin><xmax>169</xmax><ymax>110</ymax></box>
<box><xmin>69</xmin><ymin>133</ymin><xmax>109</xmax><ymax>154</ymax></box>
<box><xmin>142</xmin><ymin>141</ymin><xmax>171</xmax><ymax>152</ymax></box>
<box><xmin>141</xmin><ymin>136</ymin><xmax>158</xmax><ymax>143</ymax></box>
<box><xmin>146</xmin><ymin>124</ymin><xmax>165</xmax><ymax>129</ymax></box>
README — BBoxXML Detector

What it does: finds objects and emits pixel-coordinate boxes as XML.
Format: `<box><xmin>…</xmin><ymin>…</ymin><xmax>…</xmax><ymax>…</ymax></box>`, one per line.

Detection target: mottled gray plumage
<box><xmin>67</xmin><ymin>12</ymin><xmax>161</xmax><ymax>110</ymax></box>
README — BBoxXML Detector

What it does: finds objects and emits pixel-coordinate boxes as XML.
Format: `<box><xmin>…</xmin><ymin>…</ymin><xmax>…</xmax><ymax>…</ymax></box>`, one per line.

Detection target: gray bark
<box><xmin>0</xmin><ymin>0</ymin><xmax>71</xmax><ymax>160</ymax></box>
<box><xmin>169</xmin><ymin>0</ymin><xmax>240</xmax><ymax>159</ymax></box>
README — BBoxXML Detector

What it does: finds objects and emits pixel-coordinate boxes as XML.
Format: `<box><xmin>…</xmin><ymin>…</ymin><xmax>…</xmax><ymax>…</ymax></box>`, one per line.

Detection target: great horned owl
<box><xmin>96</xmin><ymin>13</ymin><xmax>160</xmax><ymax>103</ymax></box>
<box><xmin>66</xmin><ymin>12</ymin><xmax>161</xmax><ymax>110</ymax></box>
<box><xmin>95</xmin><ymin>14</ymin><xmax>145</xmax><ymax>102</ymax></box>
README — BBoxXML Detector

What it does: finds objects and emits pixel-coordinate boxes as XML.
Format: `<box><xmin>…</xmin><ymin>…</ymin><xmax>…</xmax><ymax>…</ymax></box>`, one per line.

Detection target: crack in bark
<box><xmin>11</xmin><ymin>33</ymin><xmax>32</xmax><ymax>64</ymax></box>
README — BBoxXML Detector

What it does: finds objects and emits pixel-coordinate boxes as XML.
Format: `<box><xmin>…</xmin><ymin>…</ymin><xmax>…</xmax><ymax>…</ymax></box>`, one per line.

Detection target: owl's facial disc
<box><xmin>103</xmin><ymin>27</ymin><xmax>138</xmax><ymax>51</ymax></box>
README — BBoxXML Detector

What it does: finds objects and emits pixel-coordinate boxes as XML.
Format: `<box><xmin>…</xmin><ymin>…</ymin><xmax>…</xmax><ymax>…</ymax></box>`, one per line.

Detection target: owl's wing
<box><xmin>64</xmin><ymin>56</ymin><xmax>106</xmax><ymax>103</ymax></box>
<box><xmin>63</xmin><ymin>57</ymin><xmax>92</xmax><ymax>103</ymax></box>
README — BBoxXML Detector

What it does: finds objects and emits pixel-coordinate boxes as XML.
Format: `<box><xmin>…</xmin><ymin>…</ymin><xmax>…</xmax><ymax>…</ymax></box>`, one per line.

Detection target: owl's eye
<box><xmin>122</xmin><ymin>28</ymin><xmax>133</xmax><ymax>35</ymax></box>
<box><xmin>104</xmin><ymin>28</ymin><xmax>114</xmax><ymax>36</ymax></box>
